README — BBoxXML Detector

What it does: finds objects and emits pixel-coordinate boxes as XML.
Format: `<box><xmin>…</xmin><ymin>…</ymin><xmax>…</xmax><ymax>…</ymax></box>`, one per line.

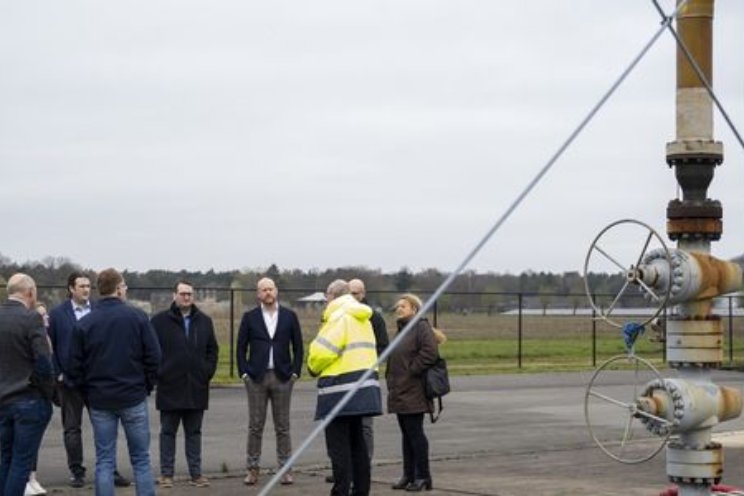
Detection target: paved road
<box><xmin>36</xmin><ymin>370</ymin><xmax>744</xmax><ymax>495</ymax></box>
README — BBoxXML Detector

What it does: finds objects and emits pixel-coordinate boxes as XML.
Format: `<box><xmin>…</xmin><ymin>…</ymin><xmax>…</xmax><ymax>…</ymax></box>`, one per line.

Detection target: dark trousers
<box><xmin>361</xmin><ymin>416</ymin><xmax>374</xmax><ymax>461</ymax></box>
<box><xmin>159</xmin><ymin>409</ymin><xmax>205</xmax><ymax>478</ymax></box>
<box><xmin>59</xmin><ymin>385</ymin><xmax>86</xmax><ymax>477</ymax></box>
<box><xmin>325</xmin><ymin>416</ymin><xmax>370</xmax><ymax>496</ymax></box>
<box><xmin>0</xmin><ymin>396</ymin><xmax>52</xmax><ymax>496</ymax></box>
<box><xmin>396</xmin><ymin>413</ymin><xmax>430</xmax><ymax>481</ymax></box>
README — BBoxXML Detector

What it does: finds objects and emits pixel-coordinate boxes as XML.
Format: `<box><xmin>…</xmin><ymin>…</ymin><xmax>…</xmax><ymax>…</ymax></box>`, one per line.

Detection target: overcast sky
<box><xmin>1</xmin><ymin>1</ymin><xmax>743</xmax><ymax>275</ymax></box>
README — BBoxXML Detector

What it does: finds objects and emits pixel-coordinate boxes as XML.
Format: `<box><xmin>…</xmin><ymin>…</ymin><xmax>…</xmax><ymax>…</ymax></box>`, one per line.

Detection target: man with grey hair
<box><xmin>0</xmin><ymin>274</ymin><xmax>54</xmax><ymax>496</ymax></box>
<box><xmin>308</xmin><ymin>279</ymin><xmax>382</xmax><ymax>496</ymax></box>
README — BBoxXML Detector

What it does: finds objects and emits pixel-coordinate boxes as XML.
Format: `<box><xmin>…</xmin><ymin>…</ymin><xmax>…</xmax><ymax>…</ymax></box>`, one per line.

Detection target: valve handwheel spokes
<box><xmin>584</xmin><ymin>354</ymin><xmax>672</xmax><ymax>464</ymax></box>
<box><xmin>583</xmin><ymin>219</ymin><xmax>672</xmax><ymax>328</ymax></box>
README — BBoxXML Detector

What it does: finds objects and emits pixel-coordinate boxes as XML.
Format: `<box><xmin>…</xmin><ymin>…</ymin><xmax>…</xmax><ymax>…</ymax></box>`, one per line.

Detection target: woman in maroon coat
<box><xmin>386</xmin><ymin>294</ymin><xmax>439</xmax><ymax>492</ymax></box>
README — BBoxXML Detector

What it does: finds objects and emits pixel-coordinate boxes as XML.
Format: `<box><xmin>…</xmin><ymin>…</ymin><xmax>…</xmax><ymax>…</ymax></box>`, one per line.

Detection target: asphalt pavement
<box><xmin>35</xmin><ymin>370</ymin><xmax>744</xmax><ymax>495</ymax></box>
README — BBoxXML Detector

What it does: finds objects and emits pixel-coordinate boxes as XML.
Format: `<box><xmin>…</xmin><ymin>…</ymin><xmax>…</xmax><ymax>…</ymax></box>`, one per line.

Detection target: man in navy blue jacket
<box><xmin>236</xmin><ymin>277</ymin><xmax>303</xmax><ymax>486</ymax></box>
<box><xmin>68</xmin><ymin>268</ymin><xmax>161</xmax><ymax>496</ymax></box>
<box><xmin>48</xmin><ymin>271</ymin><xmax>130</xmax><ymax>488</ymax></box>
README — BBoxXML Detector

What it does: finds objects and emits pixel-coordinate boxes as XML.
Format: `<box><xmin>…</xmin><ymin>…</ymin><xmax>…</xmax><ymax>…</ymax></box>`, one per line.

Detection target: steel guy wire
<box><xmin>257</xmin><ymin>2</ymin><xmax>688</xmax><ymax>494</ymax></box>
<box><xmin>651</xmin><ymin>0</ymin><xmax>744</xmax><ymax>153</ymax></box>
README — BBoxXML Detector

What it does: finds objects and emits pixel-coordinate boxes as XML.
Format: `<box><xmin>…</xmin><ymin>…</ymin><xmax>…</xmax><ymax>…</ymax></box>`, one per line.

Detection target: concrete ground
<box><xmin>35</xmin><ymin>370</ymin><xmax>744</xmax><ymax>495</ymax></box>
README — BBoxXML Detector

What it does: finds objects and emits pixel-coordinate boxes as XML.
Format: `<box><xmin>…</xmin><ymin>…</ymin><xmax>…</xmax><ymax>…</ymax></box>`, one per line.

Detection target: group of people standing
<box><xmin>0</xmin><ymin>269</ymin><xmax>212</xmax><ymax>496</ymax></box>
<box><xmin>242</xmin><ymin>277</ymin><xmax>443</xmax><ymax>495</ymax></box>
<box><xmin>0</xmin><ymin>270</ymin><xmax>444</xmax><ymax>496</ymax></box>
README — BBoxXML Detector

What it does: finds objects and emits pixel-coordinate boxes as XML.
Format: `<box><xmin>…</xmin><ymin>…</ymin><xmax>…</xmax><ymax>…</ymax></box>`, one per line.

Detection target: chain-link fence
<box><xmin>35</xmin><ymin>286</ymin><xmax>744</xmax><ymax>378</ymax></box>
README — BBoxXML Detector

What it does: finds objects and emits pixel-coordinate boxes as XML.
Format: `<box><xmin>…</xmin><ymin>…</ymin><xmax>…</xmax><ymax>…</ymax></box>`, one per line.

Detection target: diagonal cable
<box><xmin>257</xmin><ymin>3</ymin><xmax>688</xmax><ymax>494</ymax></box>
<box><xmin>651</xmin><ymin>0</ymin><xmax>744</xmax><ymax>152</ymax></box>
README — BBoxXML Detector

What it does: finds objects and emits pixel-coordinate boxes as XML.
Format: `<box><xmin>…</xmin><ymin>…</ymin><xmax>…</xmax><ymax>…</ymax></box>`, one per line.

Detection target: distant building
<box><xmin>296</xmin><ymin>291</ymin><xmax>326</xmax><ymax>309</ymax></box>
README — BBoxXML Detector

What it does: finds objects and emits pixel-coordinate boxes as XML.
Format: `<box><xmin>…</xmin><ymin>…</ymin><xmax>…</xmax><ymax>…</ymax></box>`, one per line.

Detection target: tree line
<box><xmin>0</xmin><ymin>253</ymin><xmax>638</xmax><ymax>312</ymax></box>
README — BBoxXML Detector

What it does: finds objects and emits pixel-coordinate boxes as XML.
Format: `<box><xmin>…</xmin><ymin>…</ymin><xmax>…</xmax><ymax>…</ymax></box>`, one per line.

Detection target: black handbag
<box><xmin>423</xmin><ymin>356</ymin><xmax>450</xmax><ymax>423</ymax></box>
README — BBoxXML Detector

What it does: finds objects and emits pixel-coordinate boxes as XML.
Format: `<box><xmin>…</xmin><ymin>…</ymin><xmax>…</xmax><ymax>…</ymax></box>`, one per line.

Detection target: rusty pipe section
<box><xmin>638</xmin><ymin>249</ymin><xmax>741</xmax><ymax>305</ymax></box>
<box><xmin>637</xmin><ymin>378</ymin><xmax>742</xmax><ymax>486</ymax></box>
<box><xmin>666</xmin><ymin>0</ymin><xmax>723</xmax><ymax>246</ymax></box>
<box><xmin>640</xmin><ymin>379</ymin><xmax>742</xmax><ymax>432</ymax></box>
<box><xmin>674</xmin><ymin>0</ymin><xmax>714</xmax><ymax>141</ymax></box>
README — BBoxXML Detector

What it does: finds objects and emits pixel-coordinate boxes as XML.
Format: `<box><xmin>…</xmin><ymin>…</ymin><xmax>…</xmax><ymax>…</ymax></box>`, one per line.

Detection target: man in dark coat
<box><xmin>350</xmin><ymin>279</ymin><xmax>387</xmax><ymax>459</ymax></box>
<box><xmin>236</xmin><ymin>277</ymin><xmax>303</xmax><ymax>486</ymax></box>
<box><xmin>150</xmin><ymin>280</ymin><xmax>218</xmax><ymax>488</ymax></box>
<box><xmin>0</xmin><ymin>274</ymin><xmax>54</xmax><ymax>496</ymax></box>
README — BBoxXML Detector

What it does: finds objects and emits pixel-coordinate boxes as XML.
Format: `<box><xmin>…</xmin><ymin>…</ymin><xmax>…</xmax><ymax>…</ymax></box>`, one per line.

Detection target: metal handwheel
<box><xmin>583</xmin><ymin>219</ymin><xmax>672</xmax><ymax>328</ymax></box>
<box><xmin>584</xmin><ymin>354</ymin><xmax>673</xmax><ymax>464</ymax></box>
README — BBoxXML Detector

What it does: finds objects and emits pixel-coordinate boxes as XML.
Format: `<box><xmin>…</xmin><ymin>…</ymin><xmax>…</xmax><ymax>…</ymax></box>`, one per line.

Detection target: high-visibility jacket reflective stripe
<box><xmin>308</xmin><ymin>294</ymin><xmax>382</xmax><ymax>419</ymax></box>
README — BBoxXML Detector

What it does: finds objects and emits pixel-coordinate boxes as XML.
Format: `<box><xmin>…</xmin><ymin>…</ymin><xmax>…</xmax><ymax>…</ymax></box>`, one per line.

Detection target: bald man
<box><xmin>236</xmin><ymin>277</ymin><xmax>304</xmax><ymax>486</ymax></box>
<box><xmin>0</xmin><ymin>274</ymin><xmax>54</xmax><ymax>496</ymax></box>
<box><xmin>349</xmin><ymin>279</ymin><xmax>388</xmax><ymax>462</ymax></box>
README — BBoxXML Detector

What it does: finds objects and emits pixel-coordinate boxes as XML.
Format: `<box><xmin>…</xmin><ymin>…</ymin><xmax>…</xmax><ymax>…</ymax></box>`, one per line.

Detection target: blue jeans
<box><xmin>0</xmin><ymin>395</ymin><xmax>52</xmax><ymax>496</ymax></box>
<box><xmin>89</xmin><ymin>400</ymin><xmax>155</xmax><ymax>496</ymax></box>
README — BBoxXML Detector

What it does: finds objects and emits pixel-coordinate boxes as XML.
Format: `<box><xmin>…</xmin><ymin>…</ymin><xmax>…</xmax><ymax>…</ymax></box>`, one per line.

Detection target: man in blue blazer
<box><xmin>48</xmin><ymin>271</ymin><xmax>130</xmax><ymax>489</ymax></box>
<box><xmin>236</xmin><ymin>277</ymin><xmax>303</xmax><ymax>486</ymax></box>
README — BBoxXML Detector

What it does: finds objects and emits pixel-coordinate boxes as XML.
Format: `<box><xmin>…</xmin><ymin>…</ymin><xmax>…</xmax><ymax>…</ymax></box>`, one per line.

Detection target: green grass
<box><xmin>208</xmin><ymin>311</ymin><xmax>744</xmax><ymax>383</ymax></box>
<box><xmin>211</xmin><ymin>336</ymin><xmax>669</xmax><ymax>383</ymax></box>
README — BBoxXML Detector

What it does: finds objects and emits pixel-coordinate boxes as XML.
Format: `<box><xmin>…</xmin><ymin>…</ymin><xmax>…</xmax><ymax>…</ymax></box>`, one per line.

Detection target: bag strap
<box><xmin>429</xmin><ymin>396</ymin><xmax>443</xmax><ymax>423</ymax></box>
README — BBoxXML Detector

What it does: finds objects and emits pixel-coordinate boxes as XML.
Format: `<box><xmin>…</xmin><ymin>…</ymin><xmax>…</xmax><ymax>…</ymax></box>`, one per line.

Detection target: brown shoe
<box><xmin>243</xmin><ymin>468</ymin><xmax>259</xmax><ymax>485</ymax></box>
<box><xmin>157</xmin><ymin>476</ymin><xmax>174</xmax><ymax>488</ymax></box>
<box><xmin>189</xmin><ymin>476</ymin><xmax>210</xmax><ymax>487</ymax></box>
<box><xmin>280</xmin><ymin>472</ymin><xmax>294</xmax><ymax>485</ymax></box>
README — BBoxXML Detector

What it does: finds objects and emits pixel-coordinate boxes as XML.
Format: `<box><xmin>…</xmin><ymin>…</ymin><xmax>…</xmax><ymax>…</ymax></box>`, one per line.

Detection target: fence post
<box><xmin>591</xmin><ymin>302</ymin><xmax>596</xmax><ymax>368</ymax></box>
<box><xmin>517</xmin><ymin>293</ymin><xmax>523</xmax><ymax>369</ymax></box>
<box><xmin>229</xmin><ymin>288</ymin><xmax>235</xmax><ymax>378</ymax></box>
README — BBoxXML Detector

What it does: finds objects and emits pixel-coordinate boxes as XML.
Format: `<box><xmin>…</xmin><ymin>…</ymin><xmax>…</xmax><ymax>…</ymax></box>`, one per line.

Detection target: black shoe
<box><xmin>69</xmin><ymin>475</ymin><xmax>86</xmax><ymax>488</ymax></box>
<box><xmin>114</xmin><ymin>472</ymin><xmax>131</xmax><ymax>487</ymax></box>
<box><xmin>325</xmin><ymin>474</ymin><xmax>334</xmax><ymax>483</ymax></box>
<box><xmin>392</xmin><ymin>476</ymin><xmax>411</xmax><ymax>490</ymax></box>
<box><xmin>405</xmin><ymin>478</ymin><xmax>432</xmax><ymax>492</ymax></box>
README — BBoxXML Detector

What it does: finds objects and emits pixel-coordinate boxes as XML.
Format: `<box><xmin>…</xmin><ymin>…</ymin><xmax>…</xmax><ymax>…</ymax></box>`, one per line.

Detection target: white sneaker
<box><xmin>24</xmin><ymin>479</ymin><xmax>46</xmax><ymax>495</ymax></box>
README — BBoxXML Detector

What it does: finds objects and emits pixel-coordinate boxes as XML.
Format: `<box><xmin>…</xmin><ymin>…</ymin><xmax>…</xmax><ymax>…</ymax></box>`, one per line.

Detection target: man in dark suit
<box><xmin>349</xmin><ymin>279</ymin><xmax>388</xmax><ymax>462</ymax></box>
<box><xmin>236</xmin><ymin>277</ymin><xmax>303</xmax><ymax>486</ymax></box>
<box><xmin>48</xmin><ymin>271</ymin><xmax>130</xmax><ymax>488</ymax></box>
<box><xmin>0</xmin><ymin>273</ymin><xmax>54</xmax><ymax>496</ymax></box>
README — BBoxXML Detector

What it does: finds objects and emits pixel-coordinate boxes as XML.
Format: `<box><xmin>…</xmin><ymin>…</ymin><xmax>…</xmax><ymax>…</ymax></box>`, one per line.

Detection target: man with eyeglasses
<box><xmin>150</xmin><ymin>280</ymin><xmax>218</xmax><ymax>489</ymax></box>
<box><xmin>68</xmin><ymin>268</ymin><xmax>161</xmax><ymax>496</ymax></box>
